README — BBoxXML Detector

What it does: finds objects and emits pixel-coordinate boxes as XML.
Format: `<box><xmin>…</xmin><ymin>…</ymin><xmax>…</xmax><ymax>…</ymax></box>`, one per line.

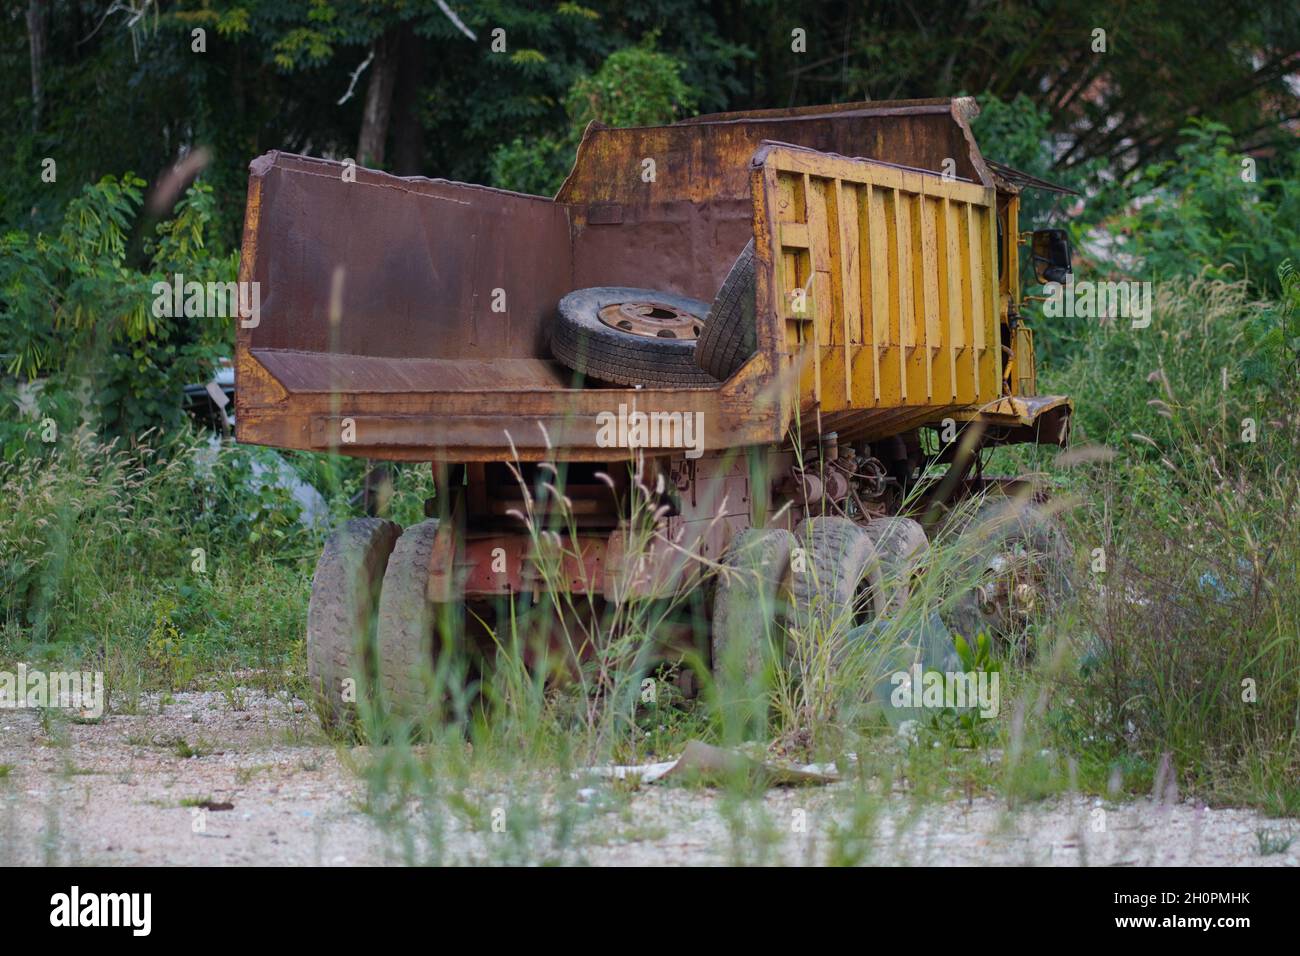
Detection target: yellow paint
<box><xmin>1012</xmin><ymin>324</ymin><xmax>1037</xmax><ymax>396</ymax></box>
<box><xmin>763</xmin><ymin>147</ymin><xmax>1002</xmax><ymax>416</ymax></box>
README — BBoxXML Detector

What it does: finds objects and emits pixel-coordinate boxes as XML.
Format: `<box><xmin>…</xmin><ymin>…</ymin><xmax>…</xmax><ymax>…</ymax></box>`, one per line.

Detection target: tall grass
<box><xmin>1039</xmin><ymin>275</ymin><xmax>1300</xmax><ymax>812</ymax></box>
<box><xmin>0</xmin><ymin>428</ymin><xmax>331</xmax><ymax>703</ymax></box>
<box><xmin>4</xmin><ymin>272</ymin><xmax>1297</xmax><ymax>863</ymax></box>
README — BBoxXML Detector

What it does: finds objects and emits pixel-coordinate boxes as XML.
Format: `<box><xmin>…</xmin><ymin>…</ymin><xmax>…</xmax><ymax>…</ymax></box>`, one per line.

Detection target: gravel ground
<box><xmin>2</xmin><ymin>689</ymin><xmax>1297</xmax><ymax>866</ymax></box>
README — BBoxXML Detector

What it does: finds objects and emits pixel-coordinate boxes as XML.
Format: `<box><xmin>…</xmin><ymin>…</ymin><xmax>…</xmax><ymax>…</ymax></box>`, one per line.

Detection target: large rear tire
<box><xmin>374</xmin><ymin>519</ymin><xmax>445</xmax><ymax>725</ymax></box>
<box><xmin>711</xmin><ymin>527</ymin><xmax>796</xmax><ymax>740</ymax></box>
<box><xmin>788</xmin><ymin>516</ymin><xmax>887</xmax><ymax>637</ymax></box>
<box><xmin>306</xmin><ymin>518</ymin><xmax>402</xmax><ymax>731</ymax></box>
<box><xmin>711</xmin><ymin>528</ymin><xmax>796</xmax><ymax>681</ymax></box>
<box><xmin>863</xmin><ymin>516</ymin><xmax>929</xmax><ymax>614</ymax></box>
<box><xmin>942</xmin><ymin>498</ymin><xmax>1073</xmax><ymax>656</ymax></box>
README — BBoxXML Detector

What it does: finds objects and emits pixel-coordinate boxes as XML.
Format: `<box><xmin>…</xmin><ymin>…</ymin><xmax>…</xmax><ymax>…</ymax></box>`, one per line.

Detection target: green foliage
<box><xmin>1054</xmin><ymin>274</ymin><xmax>1286</xmax><ymax>463</ymax></box>
<box><xmin>1</xmin><ymin>174</ymin><xmax>232</xmax><ymax>441</ymax></box>
<box><xmin>565</xmin><ymin>41</ymin><xmax>697</xmax><ymax>130</ymax></box>
<box><xmin>979</xmin><ymin>108</ymin><xmax>1300</xmax><ymax>367</ymax></box>
<box><xmin>488</xmin><ymin>136</ymin><xmax>574</xmax><ymax>198</ymax></box>
<box><xmin>1256</xmin><ymin>828</ymin><xmax>1296</xmax><ymax>856</ymax></box>
<box><xmin>1112</xmin><ymin>121</ymin><xmax>1300</xmax><ymax>300</ymax></box>
<box><xmin>972</xmin><ymin>94</ymin><xmax>1100</xmax><ymax>349</ymax></box>
<box><xmin>490</xmin><ymin>40</ymin><xmax>699</xmax><ymax>196</ymax></box>
<box><xmin>3</xmin><ymin>174</ymin><xmax>147</xmax><ymax>380</ymax></box>
<box><xmin>0</xmin><ymin>233</ymin><xmax>59</xmax><ymax>381</ymax></box>
<box><xmin>6</xmin><ymin>1</ymin><xmax>1297</xmax><ymax>250</ymax></box>
<box><xmin>925</xmin><ymin>632</ymin><xmax>1002</xmax><ymax>747</ymax></box>
<box><xmin>1275</xmin><ymin>259</ymin><xmax>1300</xmax><ymax>378</ymax></box>
<box><xmin>1034</xmin><ymin>268</ymin><xmax>1300</xmax><ymax>810</ymax></box>
<box><xmin>972</xmin><ymin>95</ymin><xmax>1095</xmax><ymax>230</ymax></box>
<box><xmin>0</xmin><ymin>430</ymin><xmax>324</xmax><ymax>664</ymax></box>
<box><xmin>697</xmin><ymin>1</ymin><xmax>1300</xmax><ymax>186</ymax></box>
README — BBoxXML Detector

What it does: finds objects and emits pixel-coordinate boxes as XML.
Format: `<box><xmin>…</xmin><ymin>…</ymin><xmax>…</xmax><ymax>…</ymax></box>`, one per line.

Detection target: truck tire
<box><xmin>374</xmin><ymin>519</ymin><xmax>446</xmax><ymax>726</ymax></box>
<box><xmin>864</xmin><ymin>516</ymin><xmax>929</xmax><ymax>614</ymax></box>
<box><xmin>711</xmin><ymin>528</ymin><xmax>796</xmax><ymax>681</ymax></box>
<box><xmin>694</xmin><ymin>239</ymin><xmax>757</xmax><ymax>381</ymax></box>
<box><xmin>789</xmin><ymin>516</ymin><xmax>887</xmax><ymax>636</ymax></box>
<box><xmin>942</xmin><ymin>499</ymin><xmax>1073</xmax><ymax>658</ymax></box>
<box><xmin>307</xmin><ymin>518</ymin><xmax>401</xmax><ymax>732</ymax></box>
<box><xmin>550</xmin><ymin>287</ymin><xmax>719</xmax><ymax>387</ymax></box>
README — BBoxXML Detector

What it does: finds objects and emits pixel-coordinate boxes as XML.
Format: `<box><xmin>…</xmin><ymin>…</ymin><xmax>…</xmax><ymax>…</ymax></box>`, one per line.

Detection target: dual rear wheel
<box><xmin>306</xmin><ymin>503</ymin><xmax>1056</xmax><ymax>731</ymax></box>
<box><xmin>306</xmin><ymin>517</ymin><xmax>589</xmax><ymax>732</ymax></box>
<box><xmin>306</xmin><ymin>515</ymin><xmax>930</xmax><ymax>730</ymax></box>
<box><xmin>307</xmin><ymin>518</ymin><xmax>451</xmax><ymax>731</ymax></box>
<box><xmin>710</xmin><ymin>515</ymin><xmax>929</xmax><ymax>676</ymax></box>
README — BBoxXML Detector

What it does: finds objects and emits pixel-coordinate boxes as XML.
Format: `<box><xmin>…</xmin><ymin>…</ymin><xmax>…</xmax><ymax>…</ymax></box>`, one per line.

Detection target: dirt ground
<box><xmin>3</xmin><ymin>689</ymin><xmax>1298</xmax><ymax>867</ymax></box>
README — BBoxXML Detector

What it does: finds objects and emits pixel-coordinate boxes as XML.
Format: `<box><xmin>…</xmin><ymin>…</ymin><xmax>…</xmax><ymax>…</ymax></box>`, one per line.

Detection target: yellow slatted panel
<box><xmin>851</xmin><ymin>182</ymin><xmax>879</xmax><ymax>404</ymax></box>
<box><xmin>804</xmin><ymin>173</ymin><xmax>831</xmax><ymax>404</ymax></box>
<box><xmin>921</xmin><ymin>194</ymin><xmax>941</xmax><ymax>402</ymax></box>
<box><xmin>965</xmin><ymin>202</ymin><xmax>985</xmax><ymax>401</ymax></box>
<box><xmin>867</xmin><ymin>183</ymin><xmax>890</xmax><ymax>403</ymax></box>
<box><xmin>834</xmin><ymin>179</ymin><xmax>862</xmax><ymax>406</ymax></box>
<box><xmin>936</xmin><ymin>197</ymin><xmax>959</xmax><ymax>404</ymax></box>
<box><xmin>980</xmin><ymin>204</ymin><xmax>1003</xmax><ymax>396</ymax></box>
<box><xmin>905</xmin><ymin>183</ymin><xmax>929</xmax><ymax>403</ymax></box>
<box><xmin>821</xmin><ymin>179</ymin><xmax>843</xmax><ymax>348</ymax></box>
<box><xmin>820</xmin><ymin>176</ymin><xmax>849</xmax><ymax>408</ymax></box>
<box><xmin>776</xmin><ymin>174</ymin><xmax>804</xmax><ymax>352</ymax></box>
<box><xmin>951</xmin><ymin>199</ymin><xmax>976</xmax><ymax>405</ymax></box>
<box><xmin>887</xmin><ymin>188</ymin><xmax>907</xmax><ymax>404</ymax></box>
<box><xmin>765</xmin><ymin>147</ymin><xmax>999</xmax><ymax>418</ymax></box>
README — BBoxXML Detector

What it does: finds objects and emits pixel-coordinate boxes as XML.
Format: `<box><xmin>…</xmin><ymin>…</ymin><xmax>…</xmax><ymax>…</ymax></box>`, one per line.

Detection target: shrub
<box><xmin>490</xmin><ymin>41</ymin><xmax>698</xmax><ymax>196</ymax></box>
<box><xmin>1</xmin><ymin>173</ymin><xmax>234</xmax><ymax>441</ymax></box>
<box><xmin>0</xmin><ymin>430</ymin><xmax>323</xmax><ymax>662</ymax></box>
<box><xmin>1042</xmin><ymin>274</ymin><xmax>1300</xmax><ymax>809</ymax></box>
<box><xmin>1107</xmin><ymin>121</ymin><xmax>1300</xmax><ymax>301</ymax></box>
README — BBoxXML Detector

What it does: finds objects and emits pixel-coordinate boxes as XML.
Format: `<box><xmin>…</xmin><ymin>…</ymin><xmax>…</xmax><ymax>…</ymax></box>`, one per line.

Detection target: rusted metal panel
<box><xmin>558</xmin><ymin>101</ymin><xmax>991</xmax><ymax>206</ymax></box>
<box><xmin>243</xmin><ymin>152</ymin><xmax>573</xmax><ymax>361</ymax></box>
<box><xmin>433</xmin><ymin>533</ymin><xmax>608</xmax><ymax>598</ymax></box>
<box><xmin>951</xmin><ymin>394</ymin><xmax>1073</xmax><ymax>447</ymax></box>
<box><xmin>235</xmin><ymin>99</ymin><xmax>1020</xmax><ymax>464</ymax></box>
<box><xmin>568</xmin><ymin>198</ymin><xmax>756</xmax><ymax>305</ymax></box>
<box><xmin>1011</xmin><ymin>324</ymin><xmax>1037</xmax><ymax>396</ymax></box>
<box><xmin>424</xmin><ymin>524</ymin><xmax>607</xmax><ymax>601</ymax></box>
<box><xmin>236</xmin><ymin>149</ymin><xmax>791</xmax><ymax>461</ymax></box>
<box><xmin>252</xmin><ymin>350</ymin><xmax>571</xmax><ymax>393</ymax></box>
<box><xmin>678</xmin><ymin>97</ymin><xmax>959</xmax><ymax>125</ymax></box>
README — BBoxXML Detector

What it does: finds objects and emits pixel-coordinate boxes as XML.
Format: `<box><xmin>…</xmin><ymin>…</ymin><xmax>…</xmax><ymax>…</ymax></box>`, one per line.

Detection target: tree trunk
<box><xmin>357</xmin><ymin>29</ymin><xmax>400</xmax><ymax>168</ymax></box>
<box><xmin>390</xmin><ymin>27</ymin><xmax>427</xmax><ymax>176</ymax></box>
<box><xmin>26</xmin><ymin>0</ymin><xmax>47</xmax><ymax>132</ymax></box>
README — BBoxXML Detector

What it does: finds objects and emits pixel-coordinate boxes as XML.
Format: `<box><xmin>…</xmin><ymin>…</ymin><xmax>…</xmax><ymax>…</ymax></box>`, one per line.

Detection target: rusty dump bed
<box><xmin>235</xmin><ymin>98</ymin><xmax>1005</xmax><ymax>462</ymax></box>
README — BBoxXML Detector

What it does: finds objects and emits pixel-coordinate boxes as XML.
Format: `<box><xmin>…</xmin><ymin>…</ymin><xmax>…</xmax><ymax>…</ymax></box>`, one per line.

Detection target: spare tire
<box><xmin>550</xmin><ymin>287</ymin><xmax>719</xmax><ymax>387</ymax></box>
<box><xmin>694</xmin><ymin>239</ymin><xmax>757</xmax><ymax>381</ymax></box>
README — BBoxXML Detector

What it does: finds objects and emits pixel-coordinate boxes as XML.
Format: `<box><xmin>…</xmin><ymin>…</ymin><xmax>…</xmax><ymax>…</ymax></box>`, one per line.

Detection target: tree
<box><xmin>725</xmin><ymin>0</ymin><xmax>1300</xmax><ymax>183</ymax></box>
<box><xmin>491</xmin><ymin>40</ymin><xmax>700</xmax><ymax>195</ymax></box>
<box><xmin>25</xmin><ymin>0</ymin><xmax>46</xmax><ymax>132</ymax></box>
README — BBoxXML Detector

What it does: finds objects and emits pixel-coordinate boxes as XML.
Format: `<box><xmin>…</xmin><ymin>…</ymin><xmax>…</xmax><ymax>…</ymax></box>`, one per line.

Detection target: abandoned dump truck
<box><xmin>234</xmin><ymin>97</ymin><xmax>1075</xmax><ymax>725</ymax></box>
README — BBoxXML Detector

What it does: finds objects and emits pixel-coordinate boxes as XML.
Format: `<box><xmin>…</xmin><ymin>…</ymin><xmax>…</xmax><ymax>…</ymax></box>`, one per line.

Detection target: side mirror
<box><xmin>1031</xmin><ymin>229</ymin><xmax>1072</xmax><ymax>285</ymax></box>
